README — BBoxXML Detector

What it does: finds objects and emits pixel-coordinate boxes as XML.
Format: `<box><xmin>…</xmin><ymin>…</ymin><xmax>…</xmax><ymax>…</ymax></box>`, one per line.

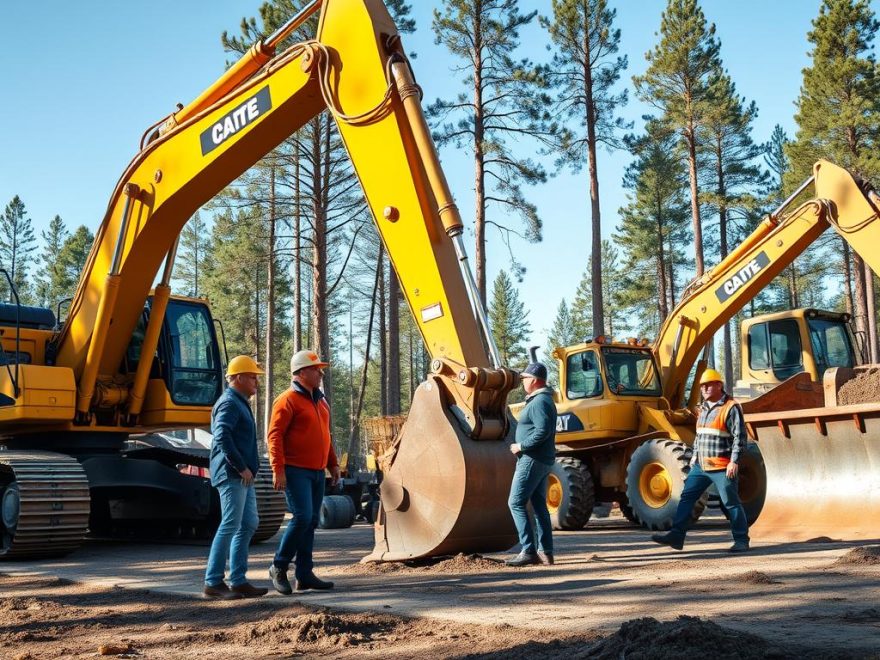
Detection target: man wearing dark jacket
<box><xmin>506</xmin><ymin>353</ymin><xmax>558</xmax><ymax>567</ymax></box>
<box><xmin>204</xmin><ymin>355</ymin><xmax>269</xmax><ymax>599</ymax></box>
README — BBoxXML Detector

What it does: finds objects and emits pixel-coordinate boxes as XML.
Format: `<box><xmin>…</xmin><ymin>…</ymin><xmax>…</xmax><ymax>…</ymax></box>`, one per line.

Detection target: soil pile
<box><xmin>834</xmin><ymin>545</ymin><xmax>880</xmax><ymax>567</ymax></box>
<box><xmin>348</xmin><ymin>553</ymin><xmax>506</xmax><ymax>575</ymax></box>
<box><xmin>239</xmin><ymin>609</ymin><xmax>399</xmax><ymax>650</ymax></box>
<box><xmin>837</xmin><ymin>368</ymin><xmax>880</xmax><ymax>405</ymax></box>
<box><xmin>739</xmin><ymin>571</ymin><xmax>781</xmax><ymax>585</ymax></box>
<box><xmin>572</xmin><ymin>616</ymin><xmax>799</xmax><ymax>660</ymax></box>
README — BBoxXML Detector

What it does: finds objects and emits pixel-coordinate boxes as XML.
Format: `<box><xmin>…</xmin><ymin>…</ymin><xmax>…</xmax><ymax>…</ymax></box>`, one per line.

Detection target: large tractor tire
<box><xmin>736</xmin><ymin>442</ymin><xmax>767</xmax><ymax>526</ymax></box>
<box><xmin>319</xmin><ymin>494</ymin><xmax>356</xmax><ymax>529</ymax></box>
<box><xmin>547</xmin><ymin>457</ymin><xmax>595</xmax><ymax>530</ymax></box>
<box><xmin>625</xmin><ymin>439</ymin><xmax>707</xmax><ymax>531</ymax></box>
<box><xmin>618</xmin><ymin>499</ymin><xmax>640</xmax><ymax>525</ymax></box>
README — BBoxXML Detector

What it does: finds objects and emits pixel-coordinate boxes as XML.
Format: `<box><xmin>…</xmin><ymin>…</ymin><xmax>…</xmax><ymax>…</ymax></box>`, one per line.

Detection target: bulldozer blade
<box><xmin>747</xmin><ymin>404</ymin><xmax>880</xmax><ymax>542</ymax></box>
<box><xmin>364</xmin><ymin>377</ymin><xmax>518</xmax><ymax>561</ymax></box>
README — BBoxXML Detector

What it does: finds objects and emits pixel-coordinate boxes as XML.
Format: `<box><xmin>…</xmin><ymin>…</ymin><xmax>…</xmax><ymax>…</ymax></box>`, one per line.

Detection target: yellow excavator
<box><xmin>538</xmin><ymin>160</ymin><xmax>880</xmax><ymax>540</ymax></box>
<box><xmin>0</xmin><ymin>0</ymin><xmax>518</xmax><ymax>560</ymax></box>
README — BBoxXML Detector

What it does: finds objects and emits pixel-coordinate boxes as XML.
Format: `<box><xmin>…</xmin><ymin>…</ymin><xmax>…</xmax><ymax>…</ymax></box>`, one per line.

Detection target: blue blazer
<box><xmin>209</xmin><ymin>386</ymin><xmax>260</xmax><ymax>486</ymax></box>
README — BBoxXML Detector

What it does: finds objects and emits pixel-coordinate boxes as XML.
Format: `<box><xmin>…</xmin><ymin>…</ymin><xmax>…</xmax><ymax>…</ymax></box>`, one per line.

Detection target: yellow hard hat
<box><xmin>290</xmin><ymin>349</ymin><xmax>329</xmax><ymax>373</ymax></box>
<box><xmin>226</xmin><ymin>355</ymin><xmax>265</xmax><ymax>377</ymax></box>
<box><xmin>699</xmin><ymin>368</ymin><xmax>723</xmax><ymax>385</ymax></box>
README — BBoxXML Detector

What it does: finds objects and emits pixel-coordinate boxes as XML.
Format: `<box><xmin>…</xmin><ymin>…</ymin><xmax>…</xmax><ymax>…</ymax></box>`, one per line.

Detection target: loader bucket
<box><xmin>364</xmin><ymin>377</ymin><xmax>518</xmax><ymax>561</ymax></box>
<box><xmin>747</xmin><ymin>404</ymin><xmax>880</xmax><ymax>542</ymax></box>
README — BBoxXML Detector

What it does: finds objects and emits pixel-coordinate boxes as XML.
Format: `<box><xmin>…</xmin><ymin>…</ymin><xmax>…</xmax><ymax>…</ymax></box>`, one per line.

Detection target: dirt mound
<box><xmin>240</xmin><ymin>610</ymin><xmax>398</xmax><ymax>649</ymax></box>
<box><xmin>739</xmin><ymin>570</ymin><xmax>781</xmax><ymax>585</ymax></box>
<box><xmin>573</xmin><ymin>616</ymin><xmax>798</xmax><ymax>660</ymax></box>
<box><xmin>349</xmin><ymin>552</ymin><xmax>506</xmax><ymax>575</ymax></box>
<box><xmin>834</xmin><ymin>545</ymin><xmax>880</xmax><ymax>566</ymax></box>
<box><xmin>837</xmin><ymin>368</ymin><xmax>880</xmax><ymax>405</ymax></box>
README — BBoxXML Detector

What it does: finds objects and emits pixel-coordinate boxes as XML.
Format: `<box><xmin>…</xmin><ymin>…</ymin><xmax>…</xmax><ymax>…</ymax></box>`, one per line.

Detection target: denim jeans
<box><xmin>273</xmin><ymin>466</ymin><xmax>325</xmax><ymax>579</ymax></box>
<box><xmin>205</xmin><ymin>478</ymin><xmax>259</xmax><ymax>587</ymax></box>
<box><xmin>669</xmin><ymin>463</ymin><xmax>749</xmax><ymax>545</ymax></box>
<box><xmin>507</xmin><ymin>455</ymin><xmax>554</xmax><ymax>555</ymax></box>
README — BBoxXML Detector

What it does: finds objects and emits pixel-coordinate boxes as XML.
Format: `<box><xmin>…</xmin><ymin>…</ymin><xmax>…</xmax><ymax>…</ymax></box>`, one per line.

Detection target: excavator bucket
<box><xmin>744</xmin><ymin>369</ymin><xmax>880</xmax><ymax>541</ymax></box>
<box><xmin>365</xmin><ymin>377</ymin><xmax>518</xmax><ymax>561</ymax></box>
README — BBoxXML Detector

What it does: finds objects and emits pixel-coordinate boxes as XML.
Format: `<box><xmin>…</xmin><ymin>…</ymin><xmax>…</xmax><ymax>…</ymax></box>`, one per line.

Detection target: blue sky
<box><xmin>1</xmin><ymin>1</ymin><xmax>872</xmax><ymax>352</ymax></box>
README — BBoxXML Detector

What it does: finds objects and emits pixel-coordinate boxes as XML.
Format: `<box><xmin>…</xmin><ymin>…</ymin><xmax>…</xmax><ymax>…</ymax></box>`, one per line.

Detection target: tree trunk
<box><xmin>387</xmin><ymin>265</ymin><xmax>401</xmax><ymax>414</ymax></box>
<box><xmin>685</xmin><ymin>121</ymin><xmax>704</xmax><ymax>276</ymax></box>
<box><xmin>310</xmin><ymin>116</ymin><xmax>331</xmax><ymax>407</ymax></box>
<box><xmin>293</xmin><ymin>145</ymin><xmax>302</xmax><ymax>352</ymax></box>
<box><xmin>656</xmin><ymin>202</ymin><xmax>669</xmax><ymax>321</ymax></box>
<box><xmin>379</xmin><ymin>248</ymin><xmax>387</xmax><ymax>415</ymax></box>
<box><xmin>853</xmin><ymin>252</ymin><xmax>869</xmax><ymax>341</ymax></box>
<box><xmin>473</xmin><ymin>13</ymin><xmax>487</xmax><ymax>304</ymax></box>
<box><xmin>253</xmin><ymin>269</ymin><xmax>262</xmax><ymax>440</ymax></box>
<box><xmin>584</xmin><ymin>27</ymin><xmax>604</xmax><ymax>335</ymax></box>
<box><xmin>717</xmin><ymin>151</ymin><xmax>733</xmax><ymax>389</ymax></box>
<box><xmin>842</xmin><ymin>239</ymin><xmax>854</xmax><ymax>316</ymax></box>
<box><xmin>264</xmin><ymin>166</ymin><xmax>277</xmax><ymax>442</ymax></box>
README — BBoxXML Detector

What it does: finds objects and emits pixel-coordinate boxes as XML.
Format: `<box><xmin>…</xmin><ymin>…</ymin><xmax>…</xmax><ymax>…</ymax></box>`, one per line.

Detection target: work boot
<box><xmin>505</xmin><ymin>551</ymin><xmax>539</xmax><ymax>567</ymax></box>
<box><xmin>230</xmin><ymin>582</ymin><xmax>268</xmax><ymax>598</ymax></box>
<box><xmin>651</xmin><ymin>533</ymin><xmax>684</xmax><ymax>551</ymax></box>
<box><xmin>295</xmin><ymin>572</ymin><xmax>334</xmax><ymax>591</ymax></box>
<box><xmin>269</xmin><ymin>565</ymin><xmax>293</xmax><ymax>595</ymax></box>
<box><xmin>537</xmin><ymin>551</ymin><xmax>555</xmax><ymax>566</ymax></box>
<box><xmin>203</xmin><ymin>582</ymin><xmax>244</xmax><ymax>600</ymax></box>
<box><xmin>728</xmin><ymin>541</ymin><xmax>750</xmax><ymax>553</ymax></box>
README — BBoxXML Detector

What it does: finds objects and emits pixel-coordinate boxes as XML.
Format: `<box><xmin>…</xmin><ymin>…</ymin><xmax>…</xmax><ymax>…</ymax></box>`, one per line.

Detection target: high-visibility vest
<box><xmin>695</xmin><ymin>398</ymin><xmax>738</xmax><ymax>471</ymax></box>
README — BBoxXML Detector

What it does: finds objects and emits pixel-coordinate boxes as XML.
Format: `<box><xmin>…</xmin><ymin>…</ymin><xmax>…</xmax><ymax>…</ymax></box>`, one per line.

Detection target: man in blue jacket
<box><xmin>203</xmin><ymin>355</ymin><xmax>269</xmax><ymax>599</ymax></box>
<box><xmin>506</xmin><ymin>353</ymin><xmax>558</xmax><ymax>567</ymax></box>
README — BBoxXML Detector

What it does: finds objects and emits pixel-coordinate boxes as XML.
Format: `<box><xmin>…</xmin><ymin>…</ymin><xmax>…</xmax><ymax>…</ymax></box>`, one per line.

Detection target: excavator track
<box><xmin>253</xmin><ymin>459</ymin><xmax>286</xmax><ymax>543</ymax></box>
<box><xmin>0</xmin><ymin>451</ymin><xmax>91</xmax><ymax>559</ymax></box>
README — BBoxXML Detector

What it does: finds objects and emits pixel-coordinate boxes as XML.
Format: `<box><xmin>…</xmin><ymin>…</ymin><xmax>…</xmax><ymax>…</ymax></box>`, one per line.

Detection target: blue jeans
<box><xmin>273</xmin><ymin>466</ymin><xmax>325</xmax><ymax>579</ymax></box>
<box><xmin>508</xmin><ymin>456</ymin><xmax>553</xmax><ymax>555</ymax></box>
<box><xmin>670</xmin><ymin>463</ymin><xmax>749</xmax><ymax>545</ymax></box>
<box><xmin>205</xmin><ymin>478</ymin><xmax>259</xmax><ymax>587</ymax></box>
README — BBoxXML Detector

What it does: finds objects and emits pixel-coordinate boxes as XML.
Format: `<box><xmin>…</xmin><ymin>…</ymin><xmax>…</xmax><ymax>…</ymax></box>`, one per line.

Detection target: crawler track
<box><xmin>0</xmin><ymin>451</ymin><xmax>91</xmax><ymax>559</ymax></box>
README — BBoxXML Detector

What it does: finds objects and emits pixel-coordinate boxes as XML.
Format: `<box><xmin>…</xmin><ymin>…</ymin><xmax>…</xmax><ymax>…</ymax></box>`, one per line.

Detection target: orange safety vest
<box><xmin>695</xmin><ymin>398</ymin><xmax>738</xmax><ymax>471</ymax></box>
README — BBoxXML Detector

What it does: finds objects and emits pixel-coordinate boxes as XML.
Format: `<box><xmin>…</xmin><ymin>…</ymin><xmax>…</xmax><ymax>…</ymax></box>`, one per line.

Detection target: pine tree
<box><xmin>431</xmin><ymin>0</ymin><xmax>555</xmax><ymax>302</ymax></box>
<box><xmin>633</xmin><ymin>0</ymin><xmax>721</xmax><ymax>277</ymax></box>
<box><xmin>488</xmin><ymin>270</ymin><xmax>531</xmax><ymax>369</ymax></box>
<box><xmin>784</xmin><ymin>0</ymin><xmax>880</xmax><ymax>353</ymax></box>
<box><xmin>0</xmin><ymin>196</ymin><xmax>38</xmax><ymax>303</ymax></box>
<box><xmin>59</xmin><ymin>225</ymin><xmax>93</xmax><ymax>295</ymax></box>
<box><xmin>174</xmin><ymin>212</ymin><xmax>209</xmax><ymax>297</ymax></box>
<box><xmin>545</xmin><ymin>298</ymin><xmax>578</xmax><ymax>384</ymax></box>
<box><xmin>34</xmin><ymin>215</ymin><xmax>70</xmax><ymax>312</ymax></box>
<box><xmin>542</xmin><ymin>0</ymin><xmax>630</xmax><ymax>336</ymax></box>
<box><xmin>570</xmin><ymin>239</ymin><xmax>627</xmax><ymax>340</ymax></box>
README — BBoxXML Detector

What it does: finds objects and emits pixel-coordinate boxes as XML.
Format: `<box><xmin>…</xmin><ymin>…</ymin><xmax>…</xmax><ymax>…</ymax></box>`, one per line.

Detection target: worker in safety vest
<box><xmin>651</xmin><ymin>368</ymin><xmax>750</xmax><ymax>553</ymax></box>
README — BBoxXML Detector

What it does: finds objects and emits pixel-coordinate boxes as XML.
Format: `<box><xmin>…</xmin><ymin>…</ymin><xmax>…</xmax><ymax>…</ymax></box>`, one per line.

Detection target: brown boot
<box><xmin>203</xmin><ymin>582</ymin><xmax>244</xmax><ymax>600</ymax></box>
<box><xmin>230</xmin><ymin>582</ymin><xmax>268</xmax><ymax>598</ymax></box>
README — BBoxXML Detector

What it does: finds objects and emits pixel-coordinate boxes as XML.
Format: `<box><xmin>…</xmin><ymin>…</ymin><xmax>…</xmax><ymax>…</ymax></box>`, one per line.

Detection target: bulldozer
<box><xmin>536</xmin><ymin>160</ymin><xmax>880</xmax><ymax>540</ymax></box>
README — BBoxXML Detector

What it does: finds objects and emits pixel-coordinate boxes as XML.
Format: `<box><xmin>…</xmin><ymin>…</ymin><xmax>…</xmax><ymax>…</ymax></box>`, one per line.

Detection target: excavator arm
<box><xmin>47</xmin><ymin>0</ymin><xmax>518</xmax><ymax>558</ymax></box>
<box><xmin>655</xmin><ymin>160</ymin><xmax>880</xmax><ymax>409</ymax></box>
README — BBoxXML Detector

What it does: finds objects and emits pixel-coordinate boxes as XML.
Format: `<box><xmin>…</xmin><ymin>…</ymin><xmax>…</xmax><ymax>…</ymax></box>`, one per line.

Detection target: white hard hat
<box><xmin>290</xmin><ymin>349</ymin><xmax>329</xmax><ymax>373</ymax></box>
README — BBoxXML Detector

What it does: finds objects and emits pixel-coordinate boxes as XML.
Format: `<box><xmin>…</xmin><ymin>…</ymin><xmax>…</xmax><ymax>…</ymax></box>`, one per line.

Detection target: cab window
<box><xmin>808</xmin><ymin>318</ymin><xmax>855</xmax><ymax>374</ymax></box>
<box><xmin>566</xmin><ymin>350</ymin><xmax>603</xmax><ymax>399</ymax></box>
<box><xmin>600</xmin><ymin>348</ymin><xmax>661</xmax><ymax>396</ymax></box>
<box><xmin>164</xmin><ymin>301</ymin><xmax>222</xmax><ymax>406</ymax></box>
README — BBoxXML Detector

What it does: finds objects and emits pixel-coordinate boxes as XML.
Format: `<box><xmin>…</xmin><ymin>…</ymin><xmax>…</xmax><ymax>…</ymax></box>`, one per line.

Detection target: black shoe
<box><xmin>537</xmin><ymin>551</ymin><xmax>554</xmax><ymax>566</ymax></box>
<box><xmin>651</xmin><ymin>533</ymin><xmax>684</xmax><ymax>551</ymax></box>
<box><xmin>230</xmin><ymin>582</ymin><xmax>268</xmax><ymax>598</ymax></box>
<box><xmin>295</xmin><ymin>572</ymin><xmax>334</xmax><ymax>591</ymax></box>
<box><xmin>729</xmin><ymin>541</ymin><xmax>750</xmax><ymax>553</ymax></box>
<box><xmin>505</xmin><ymin>551</ymin><xmax>539</xmax><ymax>567</ymax></box>
<box><xmin>269</xmin><ymin>565</ymin><xmax>293</xmax><ymax>595</ymax></box>
<box><xmin>203</xmin><ymin>582</ymin><xmax>244</xmax><ymax>600</ymax></box>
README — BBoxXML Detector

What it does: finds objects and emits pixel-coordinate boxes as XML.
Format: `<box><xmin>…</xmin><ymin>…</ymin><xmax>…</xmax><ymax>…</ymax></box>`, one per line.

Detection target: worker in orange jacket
<box><xmin>267</xmin><ymin>350</ymin><xmax>340</xmax><ymax>594</ymax></box>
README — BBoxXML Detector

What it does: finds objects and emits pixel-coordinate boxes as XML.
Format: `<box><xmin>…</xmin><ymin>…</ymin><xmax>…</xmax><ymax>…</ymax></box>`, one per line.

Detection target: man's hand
<box><xmin>330</xmin><ymin>465</ymin><xmax>341</xmax><ymax>487</ymax></box>
<box><xmin>273</xmin><ymin>471</ymin><xmax>287</xmax><ymax>491</ymax></box>
<box><xmin>509</xmin><ymin>443</ymin><xmax>521</xmax><ymax>455</ymax></box>
<box><xmin>726</xmin><ymin>462</ymin><xmax>739</xmax><ymax>479</ymax></box>
<box><xmin>240</xmin><ymin>468</ymin><xmax>254</xmax><ymax>486</ymax></box>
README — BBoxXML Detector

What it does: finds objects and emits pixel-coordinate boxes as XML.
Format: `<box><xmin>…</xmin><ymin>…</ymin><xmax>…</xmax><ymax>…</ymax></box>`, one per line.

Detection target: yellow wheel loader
<box><xmin>537</xmin><ymin>161</ymin><xmax>880</xmax><ymax>540</ymax></box>
<box><xmin>0</xmin><ymin>0</ymin><xmax>520</xmax><ymax>561</ymax></box>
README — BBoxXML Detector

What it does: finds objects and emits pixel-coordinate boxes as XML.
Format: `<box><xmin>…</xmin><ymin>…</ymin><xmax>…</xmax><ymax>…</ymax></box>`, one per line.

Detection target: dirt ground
<box><xmin>2</xmin><ymin>514</ymin><xmax>880</xmax><ymax>659</ymax></box>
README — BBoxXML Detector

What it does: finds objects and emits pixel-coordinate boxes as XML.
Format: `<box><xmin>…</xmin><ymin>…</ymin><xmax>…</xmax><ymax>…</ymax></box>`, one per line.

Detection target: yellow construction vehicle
<box><xmin>538</xmin><ymin>160</ymin><xmax>880</xmax><ymax>538</ymax></box>
<box><xmin>0</xmin><ymin>0</ymin><xmax>518</xmax><ymax>561</ymax></box>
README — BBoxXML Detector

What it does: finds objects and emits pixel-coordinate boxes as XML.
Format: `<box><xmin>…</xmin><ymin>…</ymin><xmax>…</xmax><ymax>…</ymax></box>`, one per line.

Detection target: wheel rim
<box><xmin>2</xmin><ymin>482</ymin><xmax>20</xmax><ymax>530</ymax></box>
<box><xmin>639</xmin><ymin>462</ymin><xmax>672</xmax><ymax>508</ymax></box>
<box><xmin>546</xmin><ymin>474</ymin><xmax>563</xmax><ymax>514</ymax></box>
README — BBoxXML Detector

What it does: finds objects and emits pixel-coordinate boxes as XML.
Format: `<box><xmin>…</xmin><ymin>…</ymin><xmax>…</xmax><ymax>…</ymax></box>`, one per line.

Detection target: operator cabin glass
<box><xmin>164</xmin><ymin>301</ymin><xmax>222</xmax><ymax>406</ymax></box>
<box><xmin>566</xmin><ymin>350</ymin><xmax>603</xmax><ymax>399</ymax></box>
<box><xmin>808</xmin><ymin>318</ymin><xmax>856</xmax><ymax>374</ymax></box>
<box><xmin>750</xmin><ymin>319</ymin><xmax>804</xmax><ymax>381</ymax></box>
<box><xmin>600</xmin><ymin>347</ymin><xmax>661</xmax><ymax>396</ymax></box>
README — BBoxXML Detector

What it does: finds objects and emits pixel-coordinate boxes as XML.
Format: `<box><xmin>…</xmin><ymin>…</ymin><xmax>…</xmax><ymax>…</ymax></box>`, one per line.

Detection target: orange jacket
<box><xmin>267</xmin><ymin>383</ymin><xmax>338</xmax><ymax>475</ymax></box>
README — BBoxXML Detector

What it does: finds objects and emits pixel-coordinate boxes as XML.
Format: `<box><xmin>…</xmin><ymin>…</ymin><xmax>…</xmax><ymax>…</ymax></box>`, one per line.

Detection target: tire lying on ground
<box><xmin>625</xmin><ymin>439</ymin><xmax>707</xmax><ymax>531</ymax></box>
<box><xmin>319</xmin><ymin>494</ymin><xmax>356</xmax><ymax>529</ymax></box>
<box><xmin>547</xmin><ymin>457</ymin><xmax>595</xmax><ymax>530</ymax></box>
